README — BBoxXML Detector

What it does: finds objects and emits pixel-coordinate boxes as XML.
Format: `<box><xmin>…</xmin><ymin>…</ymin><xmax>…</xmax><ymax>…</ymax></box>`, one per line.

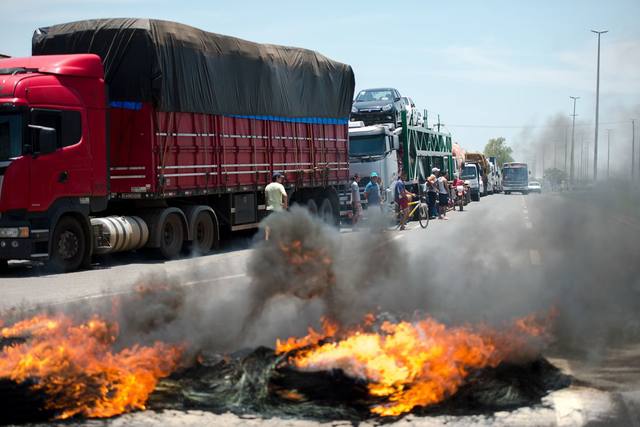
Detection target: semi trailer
<box><xmin>0</xmin><ymin>18</ymin><xmax>355</xmax><ymax>271</ymax></box>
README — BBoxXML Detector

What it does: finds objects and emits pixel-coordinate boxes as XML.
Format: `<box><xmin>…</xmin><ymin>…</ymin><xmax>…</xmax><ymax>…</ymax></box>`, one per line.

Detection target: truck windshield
<box><xmin>503</xmin><ymin>167</ymin><xmax>528</xmax><ymax>181</ymax></box>
<box><xmin>349</xmin><ymin>135</ymin><xmax>386</xmax><ymax>157</ymax></box>
<box><xmin>461</xmin><ymin>166</ymin><xmax>477</xmax><ymax>179</ymax></box>
<box><xmin>0</xmin><ymin>113</ymin><xmax>23</xmax><ymax>161</ymax></box>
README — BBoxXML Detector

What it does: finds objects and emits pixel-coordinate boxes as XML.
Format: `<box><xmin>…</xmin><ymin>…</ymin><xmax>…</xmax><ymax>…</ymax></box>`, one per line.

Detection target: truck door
<box><xmin>27</xmin><ymin>108</ymin><xmax>92</xmax><ymax>212</ymax></box>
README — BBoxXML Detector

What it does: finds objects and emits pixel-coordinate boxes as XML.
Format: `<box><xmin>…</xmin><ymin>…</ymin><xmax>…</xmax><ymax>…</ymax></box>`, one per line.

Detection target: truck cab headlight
<box><xmin>351</xmin><ymin>106</ymin><xmax>358</xmax><ymax>113</ymax></box>
<box><xmin>382</xmin><ymin>104</ymin><xmax>393</xmax><ymax>111</ymax></box>
<box><xmin>0</xmin><ymin>227</ymin><xmax>29</xmax><ymax>238</ymax></box>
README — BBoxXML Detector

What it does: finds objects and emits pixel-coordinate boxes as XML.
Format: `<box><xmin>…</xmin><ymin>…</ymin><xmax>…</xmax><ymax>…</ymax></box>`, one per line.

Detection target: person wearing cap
<box><xmin>364</xmin><ymin>172</ymin><xmax>381</xmax><ymax>210</ymax></box>
<box><xmin>264</xmin><ymin>172</ymin><xmax>288</xmax><ymax>240</ymax></box>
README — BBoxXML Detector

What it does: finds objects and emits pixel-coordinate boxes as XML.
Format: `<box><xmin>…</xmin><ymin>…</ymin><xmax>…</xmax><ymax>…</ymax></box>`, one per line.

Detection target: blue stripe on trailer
<box><xmin>229</xmin><ymin>114</ymin><xmax>348</xmax><ymax>125</ymax></box>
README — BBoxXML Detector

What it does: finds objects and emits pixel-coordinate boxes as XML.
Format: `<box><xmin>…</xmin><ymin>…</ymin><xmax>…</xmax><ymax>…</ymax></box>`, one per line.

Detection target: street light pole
<box><xmin>591</xmin><ymin>30</ymin><xmax>608</xmax><ymax>182</ymax></box>
<box><xmin>633</xmin><ymin>119</ymin><xmax>636</xmax><ymax>181</ymax></box>
<box><xmin>606</xmin><ymin>129</ymin><xmax>612</xmax><ymax>179</ymax></box>
<box><xmin>570</xmin><ymin>96</ymin><xmax>579</xmax><ymax>184</ymax></box>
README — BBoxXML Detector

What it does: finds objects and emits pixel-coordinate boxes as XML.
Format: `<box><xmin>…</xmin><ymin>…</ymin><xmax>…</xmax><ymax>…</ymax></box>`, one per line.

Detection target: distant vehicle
<box><xmin>502</xmin><ymin>162</ymin><xmax>529</xmax><ymax>194</ymax></box>
<box><xmin>351</xmin><ymin>88</ymin><xmax>404</xmax><ymax>127</ymax></box>
<box><xmin>461</xmin><ymin>163</ymin><xmax>483</xmax><ymax>201</ymax></box>
<box><xmin>488</xmin><ymin>156</ymin><xmax>501</xmax><ymax>193</ymax></box>
<box><xmin>401</xmin><ymin>97</ymin><xmax>419</xmax><ymax>126</ymax></box>
<box><xmin>465</xmin><ymin>152</ymin><xmax>490</xmax><ymax>196</ymax></box>
<box><xmin>528</xmin><ymin>181</ymin><xmax>542</xmax><ymax>194</ymax></box>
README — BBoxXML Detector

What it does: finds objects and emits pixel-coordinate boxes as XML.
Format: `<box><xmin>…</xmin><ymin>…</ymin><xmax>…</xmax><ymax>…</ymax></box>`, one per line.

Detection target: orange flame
<box><xmin>0</xmin><ymin>314</ymin><xmax>182</xmax><ymax>419</ymax></box>
<box><xmin>277</xmin><ymin>313</ymin><xmax>553</xmax><ymax>416</ymax></box>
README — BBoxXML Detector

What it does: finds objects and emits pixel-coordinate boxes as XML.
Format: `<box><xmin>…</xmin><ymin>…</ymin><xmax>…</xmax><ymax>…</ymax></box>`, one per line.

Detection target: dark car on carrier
<box><xmin>350</xmin><ymin>88</ymin><xmax>405</xmax><ymax>127</ymax></box>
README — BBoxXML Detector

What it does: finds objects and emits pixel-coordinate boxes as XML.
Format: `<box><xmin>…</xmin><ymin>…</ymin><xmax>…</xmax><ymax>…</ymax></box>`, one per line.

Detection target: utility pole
<box><xmin>554</xmin><ymin>139</ymin><xmax>558</xmax><ymax>169</ymax></box>
<box><xmin>633</xmin><ymin>119</ymin><xmax>637</xmax><ymax>181</ymax></box>
<box><xmin>591</xmin><ymin>30</ymin><xmax>608</xmax><ymax>181</ymax></box>
<box><xmin>606</xmin><ymin>129</ymin><xmax>612</xmax><ymax>179</ymax></box>
<box><xmin>564</xmin><ymin>126</ymin><xmax>569</xmax><ymax>173</ymax></box>
<box><xmin>570</xmin><ymin>96</ymin><xmax>579</xmax><ymax>184</ymax></box>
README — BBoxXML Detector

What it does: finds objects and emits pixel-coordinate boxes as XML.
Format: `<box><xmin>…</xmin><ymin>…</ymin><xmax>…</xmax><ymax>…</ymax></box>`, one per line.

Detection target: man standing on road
<box><xmin>395</xmin><ymin>172</ymin><xmax>413</xmax><ymax>230</ymax></box>
<box><xmin>264</xmin><ymin>172</ymin><xmax>288</xmax><ymax>240</ymax></box>
<box><xmin>437</xmin><ymin>170</ymin><xmax>449</xmax><ymax>220</ymax></box>
<box><xmin>365</xmin><ymin>172</ymin><xmax>381</xmax><ymax>211</ymax></box>
<box><xmin>427</xmin><ymin>168</ymin><xmax>439</xmax><ymax>219</ymax></box>
<box><xmin>351</xmin><ymin>174</ymin><xmax>362</xmax><ymax>229</ymax></box>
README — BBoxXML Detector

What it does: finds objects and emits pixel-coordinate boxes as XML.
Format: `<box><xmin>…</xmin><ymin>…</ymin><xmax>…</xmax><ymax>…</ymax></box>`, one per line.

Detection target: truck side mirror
<box><xmin>29</xmin><ymin>124</ymin><xmax>58</xmax><ymax>155</ymax></box>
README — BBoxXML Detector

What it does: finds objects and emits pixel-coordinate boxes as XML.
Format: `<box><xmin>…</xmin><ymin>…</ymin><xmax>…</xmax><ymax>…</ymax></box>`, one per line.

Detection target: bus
<box><xmin>502</xmin><ymin>162</ymin><xmax>529</xmax><ymax>194</ymax></box>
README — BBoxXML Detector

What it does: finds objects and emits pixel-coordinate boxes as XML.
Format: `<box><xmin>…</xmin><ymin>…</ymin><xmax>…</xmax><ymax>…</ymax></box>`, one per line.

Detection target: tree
<box><xmin>483</xmin><ymin>137</ymin><xmax>514</xmax><ymax>167</ymax></box>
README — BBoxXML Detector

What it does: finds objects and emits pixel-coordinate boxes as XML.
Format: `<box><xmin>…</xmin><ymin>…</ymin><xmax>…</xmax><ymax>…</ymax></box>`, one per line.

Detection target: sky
<box><xmin>1</xmin><ymin>0</ymin><xmax>639</xmax><ymax>170</ymax></box>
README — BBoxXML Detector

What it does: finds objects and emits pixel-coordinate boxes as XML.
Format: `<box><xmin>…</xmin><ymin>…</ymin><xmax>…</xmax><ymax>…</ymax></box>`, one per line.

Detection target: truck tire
<box><xmin>472</xmin><ymin>191</ymin><xmax>480</xmax><ymax>202</ymax></box>
<box><xmin>159</xmin><ymin>213</ymin><xmax>184</xmax><ymax>259</ymax></box>
<box><xmin>505</xmin><ymin>191</ymin><xmax>511</xmax><ymax>195</ymax></box>
<box><xmin>49</xmin><ymin>216</ymin><xmax>88</xmax><ymax>272</ymax></box>
<box><xmin>191</xmin><ymin>211</ymin><xmax>215</xmax><ymax>254</ymax></box>
<box><xmin>306</xmin><ymin>199</ymin><xmax>318</xmax><ymax>215</ymax></box>
<box><xmin>318</xmin><ymin>197</ymin><xmax>335</xmax><ymax>225</ymax></box>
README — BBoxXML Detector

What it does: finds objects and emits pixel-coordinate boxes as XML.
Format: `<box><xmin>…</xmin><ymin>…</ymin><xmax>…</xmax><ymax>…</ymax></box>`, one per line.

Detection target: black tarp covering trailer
<box><xmin>32</xmin><ymin>18</ymin><xmax>355</xmax><ymax>120</ymax></box>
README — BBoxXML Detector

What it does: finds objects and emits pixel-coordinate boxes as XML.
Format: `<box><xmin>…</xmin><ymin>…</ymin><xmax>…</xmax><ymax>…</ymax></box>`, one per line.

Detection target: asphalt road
<box><xmin>2</xmin><ymin>190</ymin><xmax>640</xmax><ymax>426</ymax></box>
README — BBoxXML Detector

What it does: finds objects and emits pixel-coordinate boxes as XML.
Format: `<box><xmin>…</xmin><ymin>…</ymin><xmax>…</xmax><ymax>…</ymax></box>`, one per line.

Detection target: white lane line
<box><xmin>525</xmin><ymin>221</ymin><xmax>533</xmax><ymax>229</ymax></box>
<box><xmin>393</xmin><ymin>234</ymin><xmax>404</xmax><ymax>240</ymax></box>
<box><xmin>529</xmin><ymin>249</ymin><xmax>542</xmax><ymax>266</ymax></box>
<box><xmin>45</xmin><ymin>273</ymin><xmax>248</xmax><ymax>307</ymax></box>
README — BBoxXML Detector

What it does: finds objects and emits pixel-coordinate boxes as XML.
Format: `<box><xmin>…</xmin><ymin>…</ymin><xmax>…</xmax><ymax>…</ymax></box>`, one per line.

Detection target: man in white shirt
<box><xmin>264</xmin><ymin>172</ymin><xmax>287</xmax><ymax>240</ymax></box>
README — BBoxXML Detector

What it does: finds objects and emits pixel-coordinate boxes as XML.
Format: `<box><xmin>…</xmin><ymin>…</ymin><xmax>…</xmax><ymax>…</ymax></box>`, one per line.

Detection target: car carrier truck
<box><xmin>0</xmin><ymin>18</ymin><xmax>354</xmax><ymax>271</ymax></box>
<box><xmin>346</xmin><ymin>111</ymin><xmax>454</xmax><ymax>213</ymax></box>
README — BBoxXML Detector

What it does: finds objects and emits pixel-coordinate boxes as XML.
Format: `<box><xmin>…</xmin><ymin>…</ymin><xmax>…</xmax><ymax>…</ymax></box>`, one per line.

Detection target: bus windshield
<box><xmin>503</xmin><ymin>167</ymin><xmax>528</xmax><ymax>181</ymax></box>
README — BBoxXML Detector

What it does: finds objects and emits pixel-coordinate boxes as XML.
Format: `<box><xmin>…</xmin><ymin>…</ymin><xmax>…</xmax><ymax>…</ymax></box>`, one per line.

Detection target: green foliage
<box><xmin>483</xmin><ymin>137</ymin><xmax>514</xmax><ymax>167</ymax></box>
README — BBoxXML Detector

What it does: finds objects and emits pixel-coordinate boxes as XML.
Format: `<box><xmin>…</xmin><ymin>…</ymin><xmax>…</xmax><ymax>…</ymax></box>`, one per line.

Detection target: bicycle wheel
<box><xmin>418</xmin><ymin>203</ymin><xmax>429</xmax><ymax>228</ymax></box>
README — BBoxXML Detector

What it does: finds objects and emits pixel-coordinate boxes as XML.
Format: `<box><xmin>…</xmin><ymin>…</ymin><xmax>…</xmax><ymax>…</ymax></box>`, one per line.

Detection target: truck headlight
<box><xmin>0</xmin><ymin>227</ymin><xmax>29</xmax><ymax>238</ymax></box>
<box><xmin>351</xmin><ymin>106</ymin><xmax>358</xmax><ymax>114</ymax></box>
<box><xmin>382</xmin><ymin>104</ymin><xmax>393</xmax><ymax>111</ymax></box>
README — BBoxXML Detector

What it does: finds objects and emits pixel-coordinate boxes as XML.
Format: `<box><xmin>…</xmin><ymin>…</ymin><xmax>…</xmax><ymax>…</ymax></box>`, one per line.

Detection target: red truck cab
<box><xmin>0</xmin><ymin>54</ymin><xmax>107</xmax><ymax>268</ymax></box>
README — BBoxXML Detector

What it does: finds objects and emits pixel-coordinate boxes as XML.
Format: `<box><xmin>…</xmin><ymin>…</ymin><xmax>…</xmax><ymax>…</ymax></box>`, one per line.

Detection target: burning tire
<box><xmin>159</xmin><ymin>213</ymin><xmax>184</xmax><ymax>259</ymax></box>
<box><xmin>49</xmin><ymin>216</ymin><xmax>89</xmax><ymax>272</ymax></box>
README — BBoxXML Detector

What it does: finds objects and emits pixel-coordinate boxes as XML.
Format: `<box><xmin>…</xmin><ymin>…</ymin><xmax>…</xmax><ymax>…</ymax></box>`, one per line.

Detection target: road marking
<box><xmin>529</xmin><ymin>249</ymin><xmax>542</xmax><ymax>265</ymax></box>
<box><xmin>393</xmin><ymin>234</ymin><xmax>404</xmax><ymax>240</ymax></box>
<box><xmin>525</xmin><ymin>221</ymin><xmax>533</xmax><ymax>229</ymax></box>
<box><xmin>45</xmin><ymin>273</ymin><xmax>248</xmax><ymax>307</ymax></box>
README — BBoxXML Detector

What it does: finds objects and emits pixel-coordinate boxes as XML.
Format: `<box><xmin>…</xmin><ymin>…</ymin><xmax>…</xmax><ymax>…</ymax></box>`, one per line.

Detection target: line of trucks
<box><xmin>0</xmin><ymin>18</ymin><xmax>504</xmax><ymax>272</ymax></box>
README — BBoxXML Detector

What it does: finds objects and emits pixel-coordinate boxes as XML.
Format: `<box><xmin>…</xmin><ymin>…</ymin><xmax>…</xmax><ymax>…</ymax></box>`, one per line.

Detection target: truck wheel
<box><xmin>306</xmin><ymin>199</ymin><xmax>318</xmax><ymax>215</ymax></box>
<box><xmin>0</xmin><ymin>260</ymin><xmax>8</xmax><ymax>272</ymax></box>
<box><xmin>49</xmin><ymin>216</ymin><xmax>87</xmax><ymax>272</ymax></box>
<box><xmin>159</xmin><ymin>213</ymin><xmax>184</xmax><ymax>259</ymax></box>
<box><xmin>191</xmin><ymin>211</ymin><xmax>215</xmax><ymax>254</ymax></box>
<box><xmin>319</xmin><ymin>198</ymin><xmax>336</xmax><ymax>225</ymax></box>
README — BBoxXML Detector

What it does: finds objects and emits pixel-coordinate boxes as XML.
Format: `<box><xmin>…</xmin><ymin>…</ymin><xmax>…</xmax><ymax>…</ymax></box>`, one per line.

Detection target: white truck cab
<box><xmin>348</xmin><ymin>123</ymin><xmax>401</xmax><ymax>207</ymax></box>
<box><xmin>461</xmin><ymin>163</ymin><xmax>483</xmax><ymax>201</ymax></box>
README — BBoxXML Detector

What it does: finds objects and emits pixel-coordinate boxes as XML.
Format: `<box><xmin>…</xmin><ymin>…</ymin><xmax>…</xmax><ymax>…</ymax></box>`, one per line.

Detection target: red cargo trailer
<box><xmin>0</xmin><ymin>19</ymin><xmax>354</xmax><ymax>271</ymax></box>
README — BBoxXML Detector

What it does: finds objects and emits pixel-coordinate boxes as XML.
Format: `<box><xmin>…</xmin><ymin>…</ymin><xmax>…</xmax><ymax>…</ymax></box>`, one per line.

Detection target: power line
<box><xmin>445</xmin><ymin>121</ymin><xmax>628</xmax><ymax>129</ymax></box>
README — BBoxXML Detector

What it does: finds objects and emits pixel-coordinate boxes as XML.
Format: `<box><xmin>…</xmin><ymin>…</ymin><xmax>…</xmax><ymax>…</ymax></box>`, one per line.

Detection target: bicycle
<box><xmin>396</xmin><ymin>196</ymin><xmax>429</xmax><ymax>230</ymax></box>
